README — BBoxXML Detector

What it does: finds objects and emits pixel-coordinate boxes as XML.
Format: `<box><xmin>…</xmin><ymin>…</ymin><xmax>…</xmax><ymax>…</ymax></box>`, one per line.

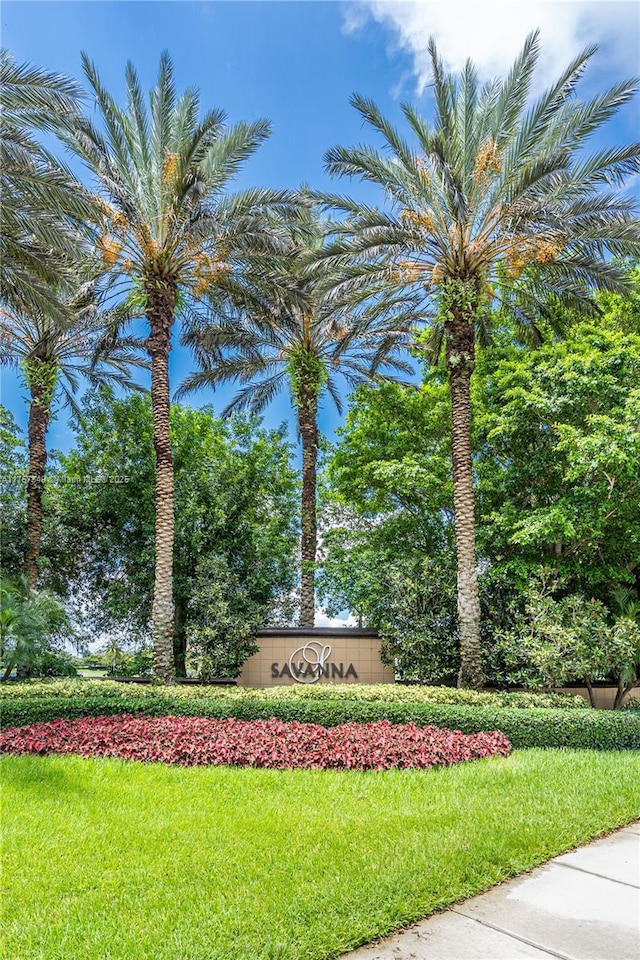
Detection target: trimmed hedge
<box><xmin>2</xmin><ymin>692</ymin><xmax>638</xmax><ymax>750</ymax></box>
<box><xmin>0</xmin><ymin>678</ymin><xmax>589</xmax><ymax>709</ymax></box>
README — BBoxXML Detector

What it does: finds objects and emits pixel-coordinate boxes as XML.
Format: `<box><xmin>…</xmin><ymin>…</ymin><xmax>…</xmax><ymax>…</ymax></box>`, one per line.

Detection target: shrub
<box><xmin>30</xmin><ymin>650</ymin><xmax>78</xmax><ymax>678</ymax></box>
<box><xmin>499</xmin><ymin>579</ymin><xmax>640</xmax><ymax>708</ymax></box>
<box><xmin>1</xmin><ymin>691</ymin><xmax>638</xmax><ymax>750</ymax></box>
<box><xmin>0</xmin><ymin>714</ymin><xmax>511</xmax><ymax>770</ymax></box>
<box><xmin>0</xmin><ymin>679</ymin><xmax>588</xmax><ymax>709</ymax></box>
<box><xmin>105</xmin><ymin>647</ymin><xmax>154</xmax><ymax>677</ymax></box>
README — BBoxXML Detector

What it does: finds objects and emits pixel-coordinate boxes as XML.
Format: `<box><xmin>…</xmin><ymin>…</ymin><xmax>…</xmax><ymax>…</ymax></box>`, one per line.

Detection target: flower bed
<box><xmin>0</xmin><ymin>715</ymin><xmax>511</xmax><ymax>770</ymax></box>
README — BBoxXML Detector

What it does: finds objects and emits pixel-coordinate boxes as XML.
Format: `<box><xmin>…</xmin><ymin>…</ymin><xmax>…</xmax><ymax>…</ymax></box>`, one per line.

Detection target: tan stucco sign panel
<box><xmin>238</xmin><ymin>630</ymin><xmax>395</xmax><ymax>687</ymax></box>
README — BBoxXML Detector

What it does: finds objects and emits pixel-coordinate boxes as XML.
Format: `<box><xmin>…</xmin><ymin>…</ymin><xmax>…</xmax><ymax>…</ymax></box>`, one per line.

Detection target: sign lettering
<box><xmin>270</xmin><ymin>641</ymin><xmax>359</xmax><ymax>684</ymax></box>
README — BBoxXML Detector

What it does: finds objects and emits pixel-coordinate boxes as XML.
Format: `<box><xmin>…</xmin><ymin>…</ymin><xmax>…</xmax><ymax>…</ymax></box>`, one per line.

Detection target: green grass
<box><xmin>2</xmin><ymin>751</ymin><xmax>639</xmax><ymax>960</ymax></box>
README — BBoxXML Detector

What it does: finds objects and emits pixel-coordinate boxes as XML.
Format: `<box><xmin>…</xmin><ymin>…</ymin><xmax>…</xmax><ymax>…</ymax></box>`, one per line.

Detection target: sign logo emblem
<box><xmin>270</xmin><ymin>642</ymin><xmax>358</xmax><ymax>682</ymax></box>
<box><xmin>288</xmin><ymin>641</ymin><xmax>332</xmax><ymax>684</ymax></box>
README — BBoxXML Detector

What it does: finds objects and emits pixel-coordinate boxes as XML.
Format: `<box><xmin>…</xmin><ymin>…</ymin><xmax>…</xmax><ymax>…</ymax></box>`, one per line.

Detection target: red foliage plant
<box><xmin>0</xmin><ymin>715</ymin><xmax>511</xmax><ymax>770</ymax></box>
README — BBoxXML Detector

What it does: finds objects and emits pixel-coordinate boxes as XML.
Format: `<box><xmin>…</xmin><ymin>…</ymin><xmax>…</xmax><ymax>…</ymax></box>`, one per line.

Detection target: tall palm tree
<box><xmin>178</xmin><ymin>206</ymin><xmax>413</xmax><ymax>626</ymax></box>
<box><xmin>322</xmin><ymin>32</ymin><xmax>640</xmax><ymax>687</ymax></box>
<box><xmin>0</xmin><ymin>49</ymin><xmax>96</xmax><ymax>315</ymax></box>
<box><xmin>0</xmin><ymin>280</ymin><xmax>145</xmax><ymax>589</ymax></box>
<box><xmin>61</xmin><ymin>52</ymin><xmax>292</xmax><ymax>680</ymax></box>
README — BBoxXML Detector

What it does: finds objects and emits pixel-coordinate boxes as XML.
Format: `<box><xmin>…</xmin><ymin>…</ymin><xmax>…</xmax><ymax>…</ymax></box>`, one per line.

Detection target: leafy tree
<box><xmin>321</xmin><ymin>543</ymin><xmax>460</xmax><ymax>683</ymax></box>
<box><xmin>0</xmin><ymin>281</ymin><xmax>144</xmax><ymax>588</ymax></box>
<box><xmin>475</xmin><ymin>319</ymin><xmax>640</xmax><ymax>600</ymax></box>
<box><xmin>317</xmin><ymin>379</ymin><xmax>512</xmax><ymax>682</ymax></box>
<box><xmin>180</xmin><ymin>204</ymin><xmax>412</xmax><ymax>625</ymax></box>
<box><xmin>0</xmin><ymin>49</ymin><xmax>96</xmax><ymax>315</ymax></box>
<box><xmin>186</xmin><ymin>555</ymin><xmax>265</xmax><ymax>679</ymax></box>
<box><xmin>47</xmin><ymin>390</ymin><xmax>298</xmax><ymax>676</ymax></box>
<box><xmin>62</xmin><ymin>52</ymin><xmax>293</xmax><ymax>680</ymax></box>
<box><xmin>323</xmin><ymin>33</ymin><xmax>640</xmax><ymax>686</ymax></box>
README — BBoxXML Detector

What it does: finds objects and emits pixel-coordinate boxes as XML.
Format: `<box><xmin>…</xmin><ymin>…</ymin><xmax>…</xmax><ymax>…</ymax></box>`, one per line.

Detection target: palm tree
<box><xmin>321</xmin><ymin>32</ymin><xmax>640</xmax><ymax>688</ymax></box>
<box><xmin>610</xmin><ymin>586</ymin><xmax>640</xmax><ymax>709</ymax></box>
<box><xmin>178</xmin><ymin>205</ymin><xmax>413</xmax><ymax>626</ymax></box>
<box><xmin>0</xmin><ymin>49</ymin><xmax>96</xmax><ymax>316</ymax></box>
<box><xmin>0</xmin><ymin>280</ymin><xmax>144</xmax><ymax>590</ymax></box>
<box><xmin>1</xmin><ymin>575</ymin><xmax>69</xmax><ymax>680</ymax></box>
<box><xmin>61</xmin><ymin>52</ymin><xmax>292</xmax><ymax>680</ymax></box>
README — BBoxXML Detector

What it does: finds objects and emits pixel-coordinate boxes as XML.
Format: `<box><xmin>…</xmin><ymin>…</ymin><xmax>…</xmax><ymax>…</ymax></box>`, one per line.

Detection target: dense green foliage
<box><xmin>3</xmin><ymin>750</ymin><xmax>639</xmax><ymax>959</ymax></box>
<box><xmin>3</xmin><ymin>681</ymin><xmax>638</xmax><ymax>750</ymax></box>
<box><xmin>0</xmin><ymin>391</ymin><xmax>299</xmax><ymax>678</ymax></box>
<box><xmin>475</xmin><ymin>319</ymin><xmax>640</xmax><ymax>596</ymax></box>
<box><xmin>501</xmin><ymin>577</ymin><xmax>640</xmax><ymax>706</ymax></box>
<box><xmin>0</xmin><ymin>407</ymin><xmax>27</xmax><ymax>578</ymax></box>
<box><xmin>319</xmin><ymin>305</ymin><xmax>640</xmax><ymax>683</ymax></box>
<box><xmin>44</xmin><ymin>391</ymin><xmax>299</xmax><ymax>675</ymax></box>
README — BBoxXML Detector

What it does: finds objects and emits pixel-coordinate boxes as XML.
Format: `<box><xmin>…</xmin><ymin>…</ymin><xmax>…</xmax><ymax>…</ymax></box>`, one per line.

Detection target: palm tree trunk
<box><xmin>445</xmin><ymin>308</ymin><xmax>484</xmax><ymax>689</ymax></box>
<box><xmin>297</xmin><ymin>374</ymin><xmax>319</xmax><ymax>628</ymax></box>
<box><xmin>146</xmin><ymin>280</ymin><xmax>176</xmax><ymax>683</ymax></box>
<box><xmin>24</xmin><ymin>373</ymin><xmax>52</xmax><ymax>589</ymax></box>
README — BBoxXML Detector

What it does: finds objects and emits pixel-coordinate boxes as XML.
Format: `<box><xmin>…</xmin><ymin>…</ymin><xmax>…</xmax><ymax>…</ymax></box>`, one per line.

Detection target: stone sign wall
<box><xmin>238</xmin><ymin>628</ymin><xmax>394</xmax><ymax>687</ymax></box>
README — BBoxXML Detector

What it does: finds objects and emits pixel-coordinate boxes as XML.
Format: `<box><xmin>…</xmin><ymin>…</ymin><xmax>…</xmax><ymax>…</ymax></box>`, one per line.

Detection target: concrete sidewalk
<box><xmin>343</xmin><ymin>823</ymin><xmax>640</xmax><ymax>960</ymax></box>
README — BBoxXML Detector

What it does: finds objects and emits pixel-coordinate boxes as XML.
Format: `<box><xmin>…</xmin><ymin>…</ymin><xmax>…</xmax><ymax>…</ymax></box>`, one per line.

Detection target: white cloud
<box><xmin>344</xmin><ymin>1</ymin><xmax>639</xmax><ymax>95</ymax></box>
<box><xmin>314</xmin><ymin>608</ymin><xmax>358</xmax><ymax>628</ymax></box>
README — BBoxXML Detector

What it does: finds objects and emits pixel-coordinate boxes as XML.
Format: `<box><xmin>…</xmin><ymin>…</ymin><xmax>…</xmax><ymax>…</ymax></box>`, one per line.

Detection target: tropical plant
<box><xmin>610</xmin><ymin>586</ymin><xmax>640</xmax><ymax>708</ymax></box>
<box><xmin>0</xmin><ymin>280</ymin><xmax>144</xmax><ymax>588</ymax></box>
<box><xmin>0</xmin><ymin>576</ymin><xmax>70</xmax><ymax>680</ymax></box>
<box><xmin>322</xmin><ymin>31</ymin><xmax>640</xmax><ymax>686</ymax></box>
<box><xmin>179</xmin><ymin>205</ymin><xmax>413</xmax><ymax>624</ymax></box>
<box><xmin>60</xmin><ymin>52</ymin><xmax>293</xmax><ymax>681</ymax></box>
<box><xmin>0</xmin><ymin>49</ymin><xmax>96</xmax><ymax>315</ymax></box>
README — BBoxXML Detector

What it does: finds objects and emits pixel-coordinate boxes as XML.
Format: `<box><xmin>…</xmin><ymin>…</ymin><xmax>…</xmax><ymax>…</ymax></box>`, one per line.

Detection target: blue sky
<box><xmin>2</xmin><ymin>0</ymin><xmax>639</xmax><ymax>455</ymax></box>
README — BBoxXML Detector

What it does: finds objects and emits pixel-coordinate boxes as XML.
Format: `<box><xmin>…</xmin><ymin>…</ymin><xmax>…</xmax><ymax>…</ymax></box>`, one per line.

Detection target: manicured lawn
<box><xmin>2</xmin><ymin>750</ymin><xmax>639</xmax><ymax>960</ymax></box>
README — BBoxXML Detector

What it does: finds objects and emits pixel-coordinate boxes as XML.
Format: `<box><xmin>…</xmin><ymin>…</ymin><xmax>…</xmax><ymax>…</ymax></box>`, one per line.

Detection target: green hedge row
<box><xmin>0</xmin><ymin>679</ymin><xmax>589</xmax><ymax>710</ymax></box>
<box><xmin>2</xmin><ymin>693</ymin><xmax>639</xmax><ymax>751</ymax></box>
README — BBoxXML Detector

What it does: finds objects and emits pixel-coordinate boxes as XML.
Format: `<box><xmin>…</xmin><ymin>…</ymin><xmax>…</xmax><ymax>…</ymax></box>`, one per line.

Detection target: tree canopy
<box><xmin>44</xmin><ymin>390</ymin><xmax>299</xmax><ymax>676</ymax></box>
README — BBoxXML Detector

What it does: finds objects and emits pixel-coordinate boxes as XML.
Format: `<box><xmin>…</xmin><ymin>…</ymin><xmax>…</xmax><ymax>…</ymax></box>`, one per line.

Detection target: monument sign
<box><xmin>238</xmin><ymin>628</ymin><xmax>394</xmax><ymax>687</ymax></box>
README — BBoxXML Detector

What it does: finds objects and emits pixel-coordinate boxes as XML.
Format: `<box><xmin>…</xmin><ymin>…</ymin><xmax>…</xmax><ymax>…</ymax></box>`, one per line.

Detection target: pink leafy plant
<box><xmin>0</xmin><ymin>715</ymin><xmax>511</xmax><ymax>770</ymax></box>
